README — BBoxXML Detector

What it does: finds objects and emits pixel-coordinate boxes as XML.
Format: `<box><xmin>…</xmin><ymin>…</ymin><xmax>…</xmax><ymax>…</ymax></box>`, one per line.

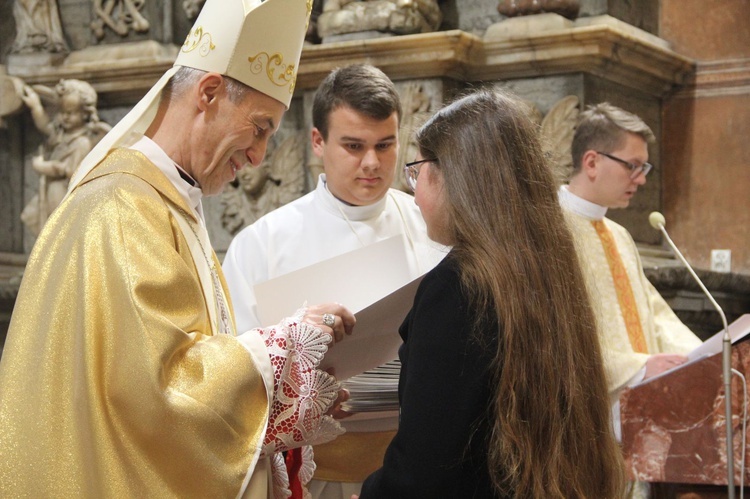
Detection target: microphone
<box><xmin>649</xmin><ymin>211</ymin><xmax>735</xmax><ymax>497</ymax></box>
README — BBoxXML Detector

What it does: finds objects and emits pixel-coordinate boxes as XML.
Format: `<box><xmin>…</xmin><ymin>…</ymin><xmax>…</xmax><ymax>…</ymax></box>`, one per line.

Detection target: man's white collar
<box><xmin>129</xmin><ymin>135</ymin><xmax>205</xmax><ymax>222</ymax></box>
<box><xmin>316</xmin><ymin>174</ymin><xmax>389</xmax><ymax>222</ymax></box>
<box><xmin>558</xmin><ymin>185</ymin><xmax>608</xmax><ymax>221</ymax></box>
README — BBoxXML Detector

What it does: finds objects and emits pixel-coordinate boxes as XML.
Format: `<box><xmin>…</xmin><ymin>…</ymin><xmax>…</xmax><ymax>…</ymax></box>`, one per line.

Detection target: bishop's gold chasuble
<box><xmin>0</xmin><ymin>150</ymin><xmax>270</xmax><ymax>497</ymax></box>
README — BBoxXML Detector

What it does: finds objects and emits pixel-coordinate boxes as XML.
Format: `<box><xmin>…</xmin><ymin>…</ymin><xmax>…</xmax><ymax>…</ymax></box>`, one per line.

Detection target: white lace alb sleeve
<box><xmin>255</xmin><ymin>313</ymin><xmax>345</xmax><ymax>448</ymax></box>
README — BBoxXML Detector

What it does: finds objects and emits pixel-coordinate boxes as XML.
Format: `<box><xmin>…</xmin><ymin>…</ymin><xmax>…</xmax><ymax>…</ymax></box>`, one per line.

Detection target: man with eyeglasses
<box><xmin>223</xmin><ymin>64</ymin><xmax>447</xmax><ymax>499</ymax></box>
<box><xmin>559</xmin><ymin>103</ymin><xmax>701</xmax><ymax>447</ymax></box>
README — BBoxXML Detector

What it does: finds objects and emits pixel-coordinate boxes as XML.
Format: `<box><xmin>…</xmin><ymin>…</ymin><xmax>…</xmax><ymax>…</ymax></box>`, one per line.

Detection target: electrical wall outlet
<box><xmin>710</xmin><ymin>249</ymin><xmax>731</xmax><ymax>273</ymax></box>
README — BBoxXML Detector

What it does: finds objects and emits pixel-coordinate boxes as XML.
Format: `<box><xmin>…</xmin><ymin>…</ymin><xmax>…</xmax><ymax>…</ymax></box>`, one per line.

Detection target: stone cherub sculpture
<box><xmin>11</xmin><ymin>0</ymin><xmax>69</xmax><ymax>54</ymax></box>
<box><xmin>221</xmin><ymin>133</ymin><xmax>307</xmax><ymax>235</ymax></box>
<box><xmin>19</xmin><ymin>79</ymin><xmax>111</xmax><ymax>235</ymax></box>
<box><xmin>317</xmin><ymin>0</ymin><xmax>442</xmax><ymax>40</ymax></box>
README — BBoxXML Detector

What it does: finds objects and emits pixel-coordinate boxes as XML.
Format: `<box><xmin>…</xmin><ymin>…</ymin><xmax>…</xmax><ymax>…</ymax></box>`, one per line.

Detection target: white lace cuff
<box><xmin>257</xmin><ymin>316</ymin><xmax>345</xmax><ymax>454</ymax></box>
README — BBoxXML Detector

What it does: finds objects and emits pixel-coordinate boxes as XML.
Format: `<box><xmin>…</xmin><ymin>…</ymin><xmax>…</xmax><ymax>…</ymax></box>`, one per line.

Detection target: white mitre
<box><xmin>68</xmin><ymin>0</ymin><xmax>311</xmax><ymax>191</ymax></box>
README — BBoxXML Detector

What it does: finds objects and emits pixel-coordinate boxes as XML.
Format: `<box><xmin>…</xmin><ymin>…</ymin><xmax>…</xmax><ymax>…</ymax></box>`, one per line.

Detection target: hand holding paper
<box><xmin>254</xmin><ymin>235</ymin><xmax>433</xmax><ymax>380</ymax></box>
<box><xmin>302</xmin><ymin>302</ymin><xmax>356</xmax><ymax>343</ymax></box>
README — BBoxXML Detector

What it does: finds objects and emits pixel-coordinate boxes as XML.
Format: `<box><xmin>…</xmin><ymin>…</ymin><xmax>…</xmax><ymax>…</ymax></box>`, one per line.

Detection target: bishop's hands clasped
<box><xmin>303</xmin><ymin>302</ymin><xmax>356</xmax><ymax>345</ymax></box>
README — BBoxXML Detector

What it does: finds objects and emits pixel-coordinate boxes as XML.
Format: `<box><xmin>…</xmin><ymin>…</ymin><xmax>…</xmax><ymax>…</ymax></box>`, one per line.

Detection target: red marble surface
<box><xmin>621</xmin><ymin>341</ymin><xmax>750</xmax><ymax>484</ymax></box>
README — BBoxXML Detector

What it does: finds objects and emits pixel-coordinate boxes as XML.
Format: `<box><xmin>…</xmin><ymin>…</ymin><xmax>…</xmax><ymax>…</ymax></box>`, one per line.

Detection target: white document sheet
<box><xmin>637</xmin><ymin>314</ymin><xmax>750</xmax><ymax>386</ymax></box>
<box><xmin>254</xmin><ymin>235</ymin><xmax>424</xmax><ymax>380</ymax></box>
<box><xmin>687</xmin><ymin>313</ymin><xmax>750</xmax><ymax>361</ymax></box>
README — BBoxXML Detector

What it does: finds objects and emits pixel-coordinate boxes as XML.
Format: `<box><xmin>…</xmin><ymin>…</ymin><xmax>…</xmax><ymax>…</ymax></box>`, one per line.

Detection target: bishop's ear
<box><xmin>196</xmin><ymin>72</ymin><xmax>224</xmax><ymax>110</ymax></box>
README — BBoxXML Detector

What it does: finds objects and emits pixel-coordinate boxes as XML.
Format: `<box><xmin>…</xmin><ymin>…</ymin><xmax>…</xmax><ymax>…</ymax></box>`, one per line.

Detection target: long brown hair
<box><xmin>415</xmin><ymin>88</ymin><xmax>625</xmax><ymax>498</ymax></box>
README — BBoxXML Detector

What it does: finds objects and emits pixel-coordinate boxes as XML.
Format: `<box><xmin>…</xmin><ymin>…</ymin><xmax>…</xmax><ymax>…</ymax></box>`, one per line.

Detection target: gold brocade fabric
<box><xmin>0</xmin><ymin>149</ymin><xmax>269</xmax><ymax>497</ymax></box>
<box><xmin>592</xmin><ymin>220</ymin><xmax>649</xmax><ymax>354</ymax></box>
<box><xmin>562</xmin><ymin>211</ymin><xmax>701</xmax><ymax>392</ymax></box>
<box><xmin>313</xmin><ymin>430</ymin><xmax>396</xmax><ymax>482</ymax></box>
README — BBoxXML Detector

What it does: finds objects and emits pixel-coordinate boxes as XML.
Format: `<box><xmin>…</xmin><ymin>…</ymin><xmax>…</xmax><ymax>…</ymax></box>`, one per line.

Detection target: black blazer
<box><xmin>361</xmin><ymin>254</ymin><xmax>502</xmax><ymax>498</ymax></box>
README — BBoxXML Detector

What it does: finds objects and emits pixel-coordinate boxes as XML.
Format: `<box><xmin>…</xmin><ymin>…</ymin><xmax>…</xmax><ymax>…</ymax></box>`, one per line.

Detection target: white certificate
<box><xmin>254</xmin><ymin>235</ymin><xmax>425</xmax><ymax>380</ymax></box>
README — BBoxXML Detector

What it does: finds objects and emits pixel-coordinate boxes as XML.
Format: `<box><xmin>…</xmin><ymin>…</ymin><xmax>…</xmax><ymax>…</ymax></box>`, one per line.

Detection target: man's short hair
<box><xmin>571</xmin><ymin>102</ymin><xmax>655</xmax><ymax>173</ymax></box>
<box><xmin>312</xmin><ymin>64</ymin><xmax>402</xmax><ymax>139</ymax></box>
<box><xmin>164</xmin><ymin>66</ymin><xmax>254</xmax><ymax>104</ymax></box>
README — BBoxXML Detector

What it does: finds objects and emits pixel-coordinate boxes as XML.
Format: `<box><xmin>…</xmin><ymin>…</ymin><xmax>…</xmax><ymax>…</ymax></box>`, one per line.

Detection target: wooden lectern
<box><xmin>620</xmin><ymin>315</ymin><xmax>750</xmax><ymax>486</ymax></box>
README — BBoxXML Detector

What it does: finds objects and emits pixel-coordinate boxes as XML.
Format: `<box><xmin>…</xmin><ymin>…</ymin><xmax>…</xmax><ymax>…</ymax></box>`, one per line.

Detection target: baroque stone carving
<box><xmin>394</xmin><ymin>81</ymin><xmax>435</xmax><ymax>192</ymax></box>
<box><xmin>19</xmin><ymin>79</ymin><xmax>111</xmax><ymax>235</ymax></box>
<box><xmin>317</xmin><ymin>0</ymin><xmax>442</xmax><ymax>40</ymax></box>
<box><xmin>524</xmin><ymin>95</ymin><xmax>580</xmax><ymax>185</ymax></box>
<box><xmin>0</xmin><ymin>69</ymin><xmax>25</xmax><ymax>128</ymax></box>
<box><xmin>183</xmin><ymin>0</ymin><xmax>206</xmax><ymax>20</ymax></box>
<box><xmin>11</xmin><ymin>0</ymin><xmax>69</xmax><ymax>54</ymax></box>
<box><xmin>497</xmin><ymin>0</ymin><xmax>580</xmax><ymax>20</ymax></box>
<box><xmin>90</xmin><ymin>0</ymin><xmax>150</xmax><ymax>41</ymax></box>
<box><xmin>221</xmin><ymin>133</ymin><xmax>307</xmax><ymax>234</ymax></box>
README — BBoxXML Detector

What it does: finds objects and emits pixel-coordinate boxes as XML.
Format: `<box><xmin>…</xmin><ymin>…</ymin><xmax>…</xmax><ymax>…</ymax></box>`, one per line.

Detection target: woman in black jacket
<box><xmin>359</xmin><ymin>89</ymin><xmax>625</xmax><ymax>499</ymax></box>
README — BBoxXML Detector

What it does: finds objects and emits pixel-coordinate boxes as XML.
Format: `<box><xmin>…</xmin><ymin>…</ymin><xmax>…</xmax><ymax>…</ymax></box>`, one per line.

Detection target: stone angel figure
<box><xmin>19</xmin><ymin>79</ymin><xmax>111</xmax><ymax>235</ymax></box>
<box><xmin>90</xmin><ymin>0</ymin><xmax>150</xmax><ymax>40</ymax></box>
<box><xmin>11</xmin><ymin>0</ymin><xmax>69</xmax><ymax>54</ymax></box>
<box><xmin>221</xmin><ymin>133</ymin><xmax>307</xmax><ymax>235</ymax></box>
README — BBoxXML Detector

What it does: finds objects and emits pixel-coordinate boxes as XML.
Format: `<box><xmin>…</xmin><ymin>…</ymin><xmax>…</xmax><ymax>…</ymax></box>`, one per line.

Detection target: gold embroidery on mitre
<box><xmin>247</xmin><ymin>52</ymin><xmax>297</xmax><ymax>94</ymax></box>
<box><xmin>181</xmin><ymin>26</ymin><xmax>216</xmax><ymax>57</ymax></box>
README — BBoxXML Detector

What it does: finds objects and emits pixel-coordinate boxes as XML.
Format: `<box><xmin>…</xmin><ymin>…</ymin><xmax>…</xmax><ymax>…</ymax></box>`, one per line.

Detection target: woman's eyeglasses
<box><xmin>403</xmin><ymin>158</ymin><xmax>437</xmax><ymax>192</ymax></box>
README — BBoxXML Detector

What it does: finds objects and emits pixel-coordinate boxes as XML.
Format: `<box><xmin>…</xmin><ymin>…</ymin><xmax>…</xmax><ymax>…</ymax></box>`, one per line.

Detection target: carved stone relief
<box><xmin>182</xmin><ymin>0</ymin><xmax>206</xmax><ymax>20</ymax></box>
<box><xmin>317</xmin><ymin>0</ymin><xmax>442</xmax><ymax>40</ymax></box>
<box><xmin>393</xmin><ymin>80</ymin><xmax>438</xmax><ymax>192</ymax></box>
<box><xmin>220</xmin><ymin>132</ymin><xmax>307</xmax><ymax>235</ymax></box>
<box><xmin>497</xmin><ymin>0</ymin><xmax>580</xmax><ymax>20</ymax></box>
<box><xmin>524</xmin><ymin>95</ymin><xmax>580</xmax><ymax>184</ymax></box>
<box><xmin>11</xmin><ymin>0</ymin><xmax>69</xmax><ymax>54</ymax></box>
<box><xmin>0</xmin><ymin>69</ymin><xmax>25</xmax><ymax>128</ymax></box>
<box><xmin>18</xmin><ymin>79</ymin><xmax>111</xmax><ymax>235</ymax></box>
<box><xmin>90</xmin><ymin>0</ymin><xmax>150</xmax><ymax>41</ymax></box>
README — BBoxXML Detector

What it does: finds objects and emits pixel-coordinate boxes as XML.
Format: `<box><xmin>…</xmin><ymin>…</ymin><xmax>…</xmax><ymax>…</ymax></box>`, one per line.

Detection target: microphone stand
<box><xmin>653</xmin><ymin>218</ymin><xmax>734</xmax><ymax>498</ymax></box>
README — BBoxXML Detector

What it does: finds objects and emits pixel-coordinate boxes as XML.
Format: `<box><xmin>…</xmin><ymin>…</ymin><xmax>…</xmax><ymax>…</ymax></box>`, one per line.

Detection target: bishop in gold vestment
<box><xmin>0</xmin><ymin>149</ymin><xmax>272</xmax><ymax>496</ymax></box>
<box><xmin>0</xmin><ymin>0</ymin><xmax>350</xmax><ymax>495</ymax></box>
<box><xmin>1</xmin><ymin>143</ymin><xmax>346</xmax><ymax>497</ymax></box>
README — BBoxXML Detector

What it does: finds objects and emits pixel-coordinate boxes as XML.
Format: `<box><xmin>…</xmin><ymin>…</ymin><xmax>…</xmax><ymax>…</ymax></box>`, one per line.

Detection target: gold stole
<box><xmin>170</xmin><ymin>204</ymin><xmax>234</xmax><ymax>336</ymax></box>
<box><xmin>592</xmin><ymin>220</ymin><xmax>648</xmax><ymax>354</ymax></box>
